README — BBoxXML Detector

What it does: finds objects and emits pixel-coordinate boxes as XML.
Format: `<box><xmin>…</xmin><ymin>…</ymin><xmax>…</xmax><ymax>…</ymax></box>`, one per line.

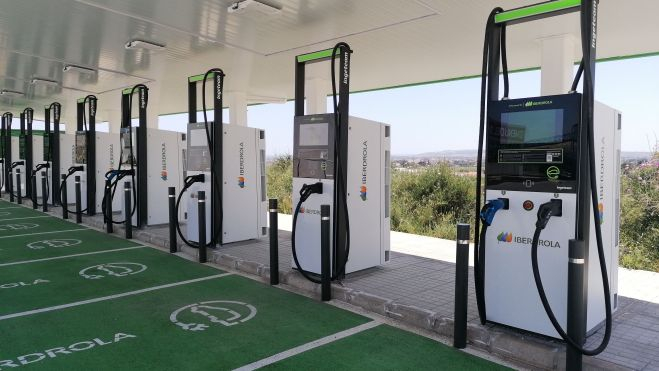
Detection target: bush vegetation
<box><xmin>267</xmin><ymin>153</ymin><xmax>659</xmax><ymax>272</ymax></box>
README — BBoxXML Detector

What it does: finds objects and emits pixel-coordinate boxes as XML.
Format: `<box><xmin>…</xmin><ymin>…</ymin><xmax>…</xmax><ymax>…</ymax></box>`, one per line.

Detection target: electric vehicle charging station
<box><xmin>291</xmin><ymin>43</ymin><xmax>391</xmax><ymax>282</ymax></box>
<box><xmin>44</xmin><ymin>103</ymin><xmax>62</xmax><ymax>205</ymax></box>
<box><xmin>60</xmin><ymin>95</ymin><xmax>97</xmax><ymax>215</ymax></box>
<box><xmin>102</xmin><ymin>84</ymin><xmax>185</xmax><ymax>228</ymax></box>
<box><xmin>175</xmin><ymin>69</ymin><xmax>267</xmax><ymax>248</ymax></box>
<box><xmin>9</xmin><ymin>108</ymin><xmax>32</xmax><ymax>199</ymax></box>
<box><xmin>28</xmin><ymin>105</ymin><xmax>57</xmax><ymax>206</ymax></box>
<box><xmin>474</xmin><ymin>1</ymin><xmax>616</xmax><ymax>360</ymax></box>
<box><xmin>0</xmin><ymin>112</ymin><xmax>10</xmax><ymax>195</ymax></box>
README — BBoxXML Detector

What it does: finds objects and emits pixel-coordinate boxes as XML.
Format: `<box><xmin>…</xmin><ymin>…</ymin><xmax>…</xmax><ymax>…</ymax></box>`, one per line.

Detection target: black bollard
<box><xmin>321</xmin><ymin>204</ymin><xmax>331</xmax><ymax>301</ymax></box>
<box><xmin>61</xmin><ymin>174</ymin><xmax>68</xmax><ymax>219</ymax></box>
<box><xmin>8</xmin><ymin>169</ymin><xmax>13</xmax><ymax>202</ymax></box>
<box><xmin>124</xmin><ymin>181</ymin><xmax>132</xmax><ymax>239</ymax></box>
<box><xmin>74</xmin><ymin>176</ymin><xmax>82</xmax><ymax>223</ymax></box>
<box><xmin>269</xmin><ymin>199</ymin><xmax>279</xmax><ymax>285</ymax></box>
<box><xmin>453</xmin><ymin>223</ymin><xmax>470</xmax><ymax>349</ymax></box>
<box><xmin>41</xmin><ymin>172</ymin><xmax>47</xmax><ymax>212</ymax></box>
<box><xmin>566</xmin><ymin>239</ymin><xmax>586</xmax><ymax>371</ymax></box>
<box><xmin>16</xmin><ymin>169</ymin><xmax>22</xmax><ymax>205</ymax></box>
<box><xmin>105</xmin><ymin>180</ymin><xmax>113</xmax><ymax>233</ymax></box>
<box><xmin>168</xmin><ymin>187</ymin><xmax>177</xmax><ymax>253</ymax></box>
<box><xmin>32</xmin><ymin>172</ymin><xmax>37</xmax><ymax>210</ymax></box>
<box><xmin>198</xmin><ymin>191</ymin><xmax>207</xmax><ymax>263</ymax></box>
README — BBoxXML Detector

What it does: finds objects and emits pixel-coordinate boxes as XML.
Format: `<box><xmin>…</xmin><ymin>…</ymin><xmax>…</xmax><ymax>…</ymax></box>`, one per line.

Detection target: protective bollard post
<box><xmin>16</xmin><ymin>169</ymin><xmax>22</xmax><ymax>205</ymax></box>
<box><xmin>321</xmin><ymin>204</ymin><xmax>331</xmax><ymax>301</ymax></box>
<box><xmin>124</xmin><ymin>181</ymin><xmax>132</xmax><ymax>239</ymax></box>
<box><xmin>61</xmin><ymin>174</ymin><xmax>68</xmax><ymax>219</ymax></box>
<box><xmin>41</xmin><ymin>172</ymin><xmax>47</xmax><ymax>212</ymax></box>
<box><xmin>168</xmin><ymin>187</ymin><xmax>176</xmax><ymax>253</ymax></box>
<box><xmin>453</xmin><ymin>223</ymin><xmax>470</xmax><ymax>349</ymax></box>
<box><xmin>269</xmin><ymin>199</ymin><xmax>279</xmax><ymax>285</ymax></box>
<box><xmin>197</xmin><ymin>191</ymin><xmax>207</xmax><ymax>263</ymax></box>
<box><xmin>75</xmin><ymin>176</ymin><xmax>82</xmax><ymax>223</ymax></box>
<box><xmin>105</xmin><ymin>180</ymin><xmax>112</xmax><ymax>233</ymax></box>
<box><xmin>567</xmin><ymin>239</ymin><xmax>586</xmax><ymax>371</ymax></box>
<box><xmin>8</xmin><ymin>170</ymin><xmax>14</xmax><ymax>202</ymax></box>
<box><xmin>32</xmin><ymin>172</ymin><xmax>37</xmax><ymax>209</ymax></box>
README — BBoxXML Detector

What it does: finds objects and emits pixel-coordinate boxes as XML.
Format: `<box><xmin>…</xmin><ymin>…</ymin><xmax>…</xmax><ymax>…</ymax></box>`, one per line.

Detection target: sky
<box><xmin>55</xmin><ymin>54</ymin><xmax>658</xmax><ymax>157</ymax></box>
<box><xmin>239</xmin><ymin>55</ymin><xmax>659</xmax><ymax>156</ymax></box>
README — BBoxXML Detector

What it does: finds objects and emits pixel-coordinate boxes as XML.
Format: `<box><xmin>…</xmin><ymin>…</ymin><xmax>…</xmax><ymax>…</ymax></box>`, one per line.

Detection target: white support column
<box><xmin>63</xmin><ymin>105</ymin><xmax>77</xmax><ymax>135</ymax></box>
<box><xmin>305</xmin><ymin>77</ymin><xmax>330</xmax><ymax>115</ymax></box>
<box><xmin>540</xmin><ymin>35</ymin><xmax>577</xmax><ymax>95</ymax></box>
<box><xmin>228</xmin><ymin>91</ymin><xmax>248</xmax><ymax>126</ymax></box>
<box><xmin>105</xmin><ymin>109</ymin><xmax>122</xmax><ymax>134</ymax></box>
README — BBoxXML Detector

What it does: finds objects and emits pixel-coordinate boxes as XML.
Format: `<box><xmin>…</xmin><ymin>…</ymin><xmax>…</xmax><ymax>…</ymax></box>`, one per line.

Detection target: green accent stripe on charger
<box><xmin>188</xmin><ymin>74</ymin><xmax>214</xmax><ymax>83</ymax></box>
<box><xmin>495</xmin><ymin>0</ymin><xmax>580</xmax><ymax>24</ymax></box>
<box><xmin>296</xmin><ymin>49</ymin><xmax>335</xmax><ymax>63</ymax></box>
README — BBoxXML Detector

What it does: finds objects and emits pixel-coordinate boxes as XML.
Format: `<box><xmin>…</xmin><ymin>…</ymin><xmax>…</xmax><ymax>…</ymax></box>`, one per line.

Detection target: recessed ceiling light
<box><xmin>125</xmin><ymin>39</ymin><xmax>166</xmax><ymax>51</ymax></box>
<box><xmin>0</xmin><ymin>89</ymin><xmax>24</xmax><ymax>97</ymax></box>
<box><xmin>228</xmin><ymin>0</ymin><xmax>282</xmax><ymax>15</ymax></box>
<box><xmin>31</xmin><ymin>78</ymin><xmax>60</xmax><ymax>87</ymax></box>
<box><xmin>63</xmin><ymin>64</ymin><xmax>96</xmax><ymax>74</ymax></box>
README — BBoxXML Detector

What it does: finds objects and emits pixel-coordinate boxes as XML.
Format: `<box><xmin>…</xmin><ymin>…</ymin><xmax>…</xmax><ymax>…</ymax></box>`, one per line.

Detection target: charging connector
<box><xmin>535</xmin><ymin>199</ymin><xmax>562</xmax><ymax>230</ymax></box>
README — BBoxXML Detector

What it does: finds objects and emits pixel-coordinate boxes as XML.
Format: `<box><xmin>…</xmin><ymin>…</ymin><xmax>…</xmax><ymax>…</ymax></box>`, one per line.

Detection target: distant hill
<box><xmin>393</xmin><ymin>150</ymin><xmax>652</xmax><ymax>162</ymax></box>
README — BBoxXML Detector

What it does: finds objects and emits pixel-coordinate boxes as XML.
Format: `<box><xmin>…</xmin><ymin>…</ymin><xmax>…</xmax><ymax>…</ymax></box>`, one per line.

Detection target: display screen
<box><xmin>499</xmin><ymin>109</ymin><xmax>564</xmax><ymax>144</ymax></box>
<box><xmin>299</xmin><ymin>123</ymin><xmax>328</xmax><ymax>146</ymax></box>
<box><xmin>43</xmin><ymin>134</ymin><xmax>51</xmax><ymax>162</ymax></box>
<box><xmin>189</xmin><ymin>128</ymin><xmax>208</xmax><ymax>147</ymax></box>
<box><xmin>75</xmin><ymin>132</ymin><xmax>87</xmax><ymax>164</ymax></box>
<box><xmin>19</xmin><ymin>135</ymin><xmax>26</xmax><ymax>160</ymax></box>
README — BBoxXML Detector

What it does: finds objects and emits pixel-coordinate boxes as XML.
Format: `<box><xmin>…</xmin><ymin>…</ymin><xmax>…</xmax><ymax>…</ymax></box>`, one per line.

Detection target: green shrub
<box><xmin>391</xmin><ymin>164</ymin><xmax>475</xmax><ymax>240</ymax></box>
<box><xmin>266</xmin><ymin>154</ymin><xmax>293</xmax><ymax>214</ymax></box>
<box><xmin>619</xmin><ymin>152</ymin><xmax>659</xmax><ymax>271</ymax></box>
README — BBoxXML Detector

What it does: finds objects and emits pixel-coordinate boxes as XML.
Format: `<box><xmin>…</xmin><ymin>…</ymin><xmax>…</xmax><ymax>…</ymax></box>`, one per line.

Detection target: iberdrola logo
<box><xmin>497</xmin><ymin>232</ymin><xmax>513</xmax><ymax>243</ymax></box>
<box><xmin>598</xmin><ymin>203</ymin><xmax>604</xmax><ymax>224</ymax></box>
<box><xmin>359</xmin><ymin>185</ymin><xmax>367</xmax><ymax>201</ymax></box>
<box><xmin>161</xmin><ymin>170</ymin><xmax>168</xmax><ymax>181</ymax></box>
<box><xmin>238</xmin><ymin>176</ymin><xmax>245</xmax><ymax>189</ymax></box>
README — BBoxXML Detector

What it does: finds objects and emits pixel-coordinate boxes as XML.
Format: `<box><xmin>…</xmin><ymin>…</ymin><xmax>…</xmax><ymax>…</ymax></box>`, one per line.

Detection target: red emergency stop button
<box><xmin>523</xmin><ymin>200</ymin><xmax>534</xmax><ymax>211</ymax></box>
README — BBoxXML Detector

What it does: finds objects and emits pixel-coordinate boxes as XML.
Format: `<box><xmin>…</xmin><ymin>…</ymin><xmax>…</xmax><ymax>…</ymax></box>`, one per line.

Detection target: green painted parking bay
<box><xmin>0</xmin><ymin>228</ymin><xmax>142</xmax><ymax>265</ymax></box>
<box><xmin>0</xmin><ymin>274</ymin><xmax>505</xmax><ymax>370</ymax></box>
<box><xmin>0</xmin><ymin>205</ymin><xmax>49</xmax><ymax>220</ymax></box>
<box><xmin>0</xmin><ymin>214</ymin><xmax>86</xmax><ymax>238</ymax></box>
<box><xmin>0</xmin><ymin>247</ymin><xmax>223</xmax><ymax>316</ymax></box>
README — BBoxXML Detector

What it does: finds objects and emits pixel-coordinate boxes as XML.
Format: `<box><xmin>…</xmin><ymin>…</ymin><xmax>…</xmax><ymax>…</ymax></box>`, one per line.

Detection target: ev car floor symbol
<box><xmin>79</xmin><ymin>263</ymin><xmax>147</xmax><ymax>280</ymax></box>
<box><xmin>170</xmin><ymin>301</ymin><xmax>257</xmax><ymax>332</ymax></box>
<box><xmin>27</xmin><ymin>239</ymin><xmax>82</xmax><ymax>250</ymax></box>
<box><xmin>0</xmin><ymin>223</ymin><xmax>39</xmax><ymax>231</ymax></box>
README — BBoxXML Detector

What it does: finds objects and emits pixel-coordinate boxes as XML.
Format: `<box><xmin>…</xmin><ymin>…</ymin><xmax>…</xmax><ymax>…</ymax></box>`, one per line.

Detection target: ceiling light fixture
<box><xmin>0</xmin><ymin>89</ymin><xmax>24</xmax><ymax>97</ymax></box>
<box><xmin>125</xmin><ymin>39</ymin><xmax>166</xmax><ymax>51</ymax></box>
<box><xmin>228</xmin><ymin>0</ymin><xmax>282</xmax><ymax>15</ymax></box>
<box><xmin>31</xmin><ymin>77</ymin><xmax>60</xmax><ymax>87</ymax></box>
<box><xmin>63</xmin><ymin>64</ymin><xmax>96</xmax><ymax>74</ymax></box>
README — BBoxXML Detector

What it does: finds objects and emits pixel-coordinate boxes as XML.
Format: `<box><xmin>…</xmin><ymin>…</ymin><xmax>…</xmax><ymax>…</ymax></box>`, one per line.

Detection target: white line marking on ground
<box><xmin>233</xmin><ymin>321</ymin><xmax>382</xmax><ymax>371</ymax></box>
<box><xmin>0</xmin><ymin>246</ymin><xmax>145</xmax><ymax>267</ymax></box>
<box><xmin>0</xmin><ymin>228</ymin><xmax>88</xmax><ymax>239</ymax></box>
<box><xmin>0</xmin><ymin>216</ymin><xmax>51</xmax><ymax>222</ymax></box>
<box><xmin>0</xmin><ymin>273</ymin><xmax>233</xmax><ymax>321</ymax></box>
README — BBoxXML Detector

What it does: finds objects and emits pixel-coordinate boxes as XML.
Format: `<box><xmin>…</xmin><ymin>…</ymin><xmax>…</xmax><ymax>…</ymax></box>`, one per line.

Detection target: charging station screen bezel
<box><xmin>486</xmin><ymin>94</ymin><xmax>581</xmax><ymax>193</ymax></box>
<box><xmin>43</xmin><ymin>133</ymin><xmax>51</xmax><ymax>162</ymax></box>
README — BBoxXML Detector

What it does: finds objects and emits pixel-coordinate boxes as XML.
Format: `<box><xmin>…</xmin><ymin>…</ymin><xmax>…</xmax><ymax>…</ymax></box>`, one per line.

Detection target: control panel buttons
<box><xmin>523</xmin><ymin>200</ymin><xmax>534</xmax><ymax>211</ymax></box>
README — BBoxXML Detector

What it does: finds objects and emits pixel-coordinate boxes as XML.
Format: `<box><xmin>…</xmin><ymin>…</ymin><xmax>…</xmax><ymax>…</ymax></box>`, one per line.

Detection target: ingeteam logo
<box><xmin>238</xmin><ymin>142</ymin><xmax>245</xmax><ymax>188</ymax></box>
<box><xmin>360</xmin><ymin>141</ymin><xmax>368</xmax><ymax>201</ymax></box>
<box><xmin>497</xmin><ymin>232</ymin><xmax>513</xmax><ymax>243</ymax></box>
